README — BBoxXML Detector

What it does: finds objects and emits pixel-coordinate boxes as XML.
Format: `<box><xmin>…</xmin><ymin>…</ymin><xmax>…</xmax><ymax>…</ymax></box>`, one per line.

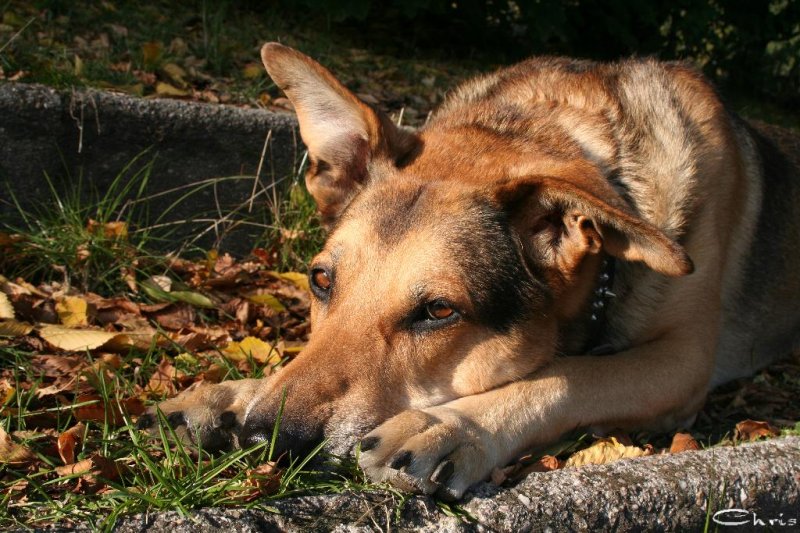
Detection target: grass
<box><xmin>0</xmin><ymin>340</ymin><xmax>367</xmax><ymax>530</ymax></box>
<box><xmin>0</xmin><ymin>147</ymin><xmax>356</xmax><ymax>529</ymax></box>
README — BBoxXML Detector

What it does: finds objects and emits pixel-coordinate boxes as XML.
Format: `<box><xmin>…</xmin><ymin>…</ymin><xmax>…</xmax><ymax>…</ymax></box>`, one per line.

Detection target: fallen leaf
<box><xmin>39</xmin><ymin>325</ymin><xmax>117</xmax><ymax>351</ymax></box>
<box><xmin>564</xmin><ymin>437</ymin><xmax>653</xmax><ymax>468</ymax></box>
<box><xmin>170</xmin><ymin>291</ymin><xmax>215</xmax><ymax>308</ymax></box>
<box><xmin>87</xmin><ymin>219</ymin><xmax>128</xmax><ymax>239</ymax></box>
<box><xmin>0</xmin><ymin>426</ymin><xmax>36</xmax><ymax>465</ymax></box>
<box><xmin>242</xmin><ymin>62</ymin><xmax>263</xmax><ymax>79</ymax></box>
<box><xmin>147</xmin><ymin>358</ymin><xmax>177</xmax><ymax>396</ymax></box>
<box><xmin>55</xmin><ymin>454</ymin><xmax>123</xmax><ymax>493</ymax></box>
<box><xmin>277</xmin><ymin>271</ymin><xmax>310</xmax><ymax>292</ymax></box>
<box><xmin>247</xmin><ymin>293</ymin><xmax>286</xmax><ymax>312</ymax></box>
<box><xmin>58</xmin><ymin>423</ymin><xmax>86</xmax><ymax>465</ymax></box>
<box><xmin>232</xmin><ymin>461</ymin><xmax>282</xmax><ymax>501</ymax></box>
<box><xmin>74</xmin><ymin>395</ymin><xmax>145</xmax><ymax>425</ymax></box>
<box><xmin>520</xmin><ymin>454</ymin><xmax>563</xmax><ymax>474</ymax></box>
<box><xmin>56</xmin><ymin>296</ymin><xmax>89</xmax><ymax>327</ymax></box>
<box><xmin>141</xmin><ymin>41</ymin><xmax>162</xmax><ymax>69</ymax></box>
<box><xmin>669</xmin><ymin>432</ymin><xmax>701</xmax><ymax>453</ymax></box>
<box><xmin>155</xmin><ymin>81</ymin><xmax>189</xmax><ymax>97</ymax></box>
<box><xmin>0</xmin><ymin>380</ymin><xmax>15</xmax><ymax>405</ymax></box>
<box><xmin>0</xmin><ymin>319</ymin><xmax>33</xmax><ymax>337</ymax></box>
<box><xmin>161</xmin><ymin>62</ymin><xmax>187</xmax><ymax>86</ymax></box>
<box><xmin>0</xmin><ymin>292</ymin><xmax>14</xmax><ymax>319</ymax></box>
<box><xmin>222</xmin><ymin>336</ymin><xmax>280</xmax><ymax>364</ymax></box>
<box><xmin>734</xmin><ymin>419</ymin><xmax>779</xmax><ymax>442</ymax></box>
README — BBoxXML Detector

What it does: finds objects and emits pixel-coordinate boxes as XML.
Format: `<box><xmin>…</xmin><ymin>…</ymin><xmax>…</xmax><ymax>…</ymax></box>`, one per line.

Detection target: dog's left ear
<box><xmin>492</xmin><ymin>174</ymin><xmax>694</xmax><ymax>277</ymax></box>
<box><xmin>261</xmin><ymin>43</ymin><xmax>418</xmax><ymax>226</ymax></box>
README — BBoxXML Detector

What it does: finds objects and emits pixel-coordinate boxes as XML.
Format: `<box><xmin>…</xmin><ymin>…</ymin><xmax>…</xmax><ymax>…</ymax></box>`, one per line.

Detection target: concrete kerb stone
<box><xmin>107</xmin><ymin>436</ymin><xmax>799</xmax><ymax>532</ymax></box>
<box><xmin>0</xmin><ymin>82</ymin><xmax>300</xmax><ymax>253</ymax></box>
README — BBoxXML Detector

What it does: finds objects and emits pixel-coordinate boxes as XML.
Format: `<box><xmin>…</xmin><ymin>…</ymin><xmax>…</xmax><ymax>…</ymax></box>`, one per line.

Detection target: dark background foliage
<box><xmin>274</xmin><ymin>0</ymin><xmax>800</xmax><ymax>108</ymax></box>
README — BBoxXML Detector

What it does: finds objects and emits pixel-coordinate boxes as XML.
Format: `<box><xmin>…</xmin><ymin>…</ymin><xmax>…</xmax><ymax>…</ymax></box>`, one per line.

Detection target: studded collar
<box><xmin>583</xmin><ymin>257</ymin><xmax>616</xmax><ymax>355</ymax></box>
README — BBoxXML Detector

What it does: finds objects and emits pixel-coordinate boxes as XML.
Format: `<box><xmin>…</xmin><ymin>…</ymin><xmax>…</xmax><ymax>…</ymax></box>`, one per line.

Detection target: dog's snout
<box><xmin>239</xmin><ymin>411</ymin><xmax>320</xmax><ymax>459</ymax></box>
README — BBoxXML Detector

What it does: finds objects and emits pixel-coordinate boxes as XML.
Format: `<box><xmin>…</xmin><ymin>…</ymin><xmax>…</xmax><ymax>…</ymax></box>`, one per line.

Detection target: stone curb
<box><xmin>105</xmin><ymin>436</ymin><xmax>799</xmax><ymax>532</ymax></box>
<box><xmin>0</xmin><ymin>82</ymin><xmax>299</xmax><ymax>252</ymax></box>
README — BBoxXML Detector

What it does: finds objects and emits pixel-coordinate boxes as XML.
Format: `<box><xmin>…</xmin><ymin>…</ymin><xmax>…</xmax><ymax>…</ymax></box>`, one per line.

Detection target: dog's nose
<box><xmin>239</xmin><ymin>413</ymin><xmax>320</xmax><ymax>459</ymax></box>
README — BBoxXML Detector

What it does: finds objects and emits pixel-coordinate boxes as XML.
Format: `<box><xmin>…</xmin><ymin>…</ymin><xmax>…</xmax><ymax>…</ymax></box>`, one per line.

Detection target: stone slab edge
<box><xmin>99</xmin><ymin>436</ymin><xmax>799</xmax><ymax>532</ymax></box>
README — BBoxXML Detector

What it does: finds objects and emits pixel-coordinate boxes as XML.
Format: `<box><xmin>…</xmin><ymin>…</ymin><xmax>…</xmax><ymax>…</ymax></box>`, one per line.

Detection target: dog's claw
<box><xmin>359</xmin><ymin>436</ymin><xmax>380</xmax><ymax>452</ymax></box>
<box><xmin>389</xmin><ymin>450</ymin><xmax>413</xmax><ymax>470</ymax></box>
<box><xmin>431</xmin><ymin>459</ymin><xmax>454</xmax><ymax>484</ymax></box>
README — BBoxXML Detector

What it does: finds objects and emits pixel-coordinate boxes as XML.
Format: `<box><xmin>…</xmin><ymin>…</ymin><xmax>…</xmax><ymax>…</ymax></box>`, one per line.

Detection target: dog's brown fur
<box><xmin>143</xmin><ymin>44</ymin><xmax>800</xmax><ymax>499</ymax></box>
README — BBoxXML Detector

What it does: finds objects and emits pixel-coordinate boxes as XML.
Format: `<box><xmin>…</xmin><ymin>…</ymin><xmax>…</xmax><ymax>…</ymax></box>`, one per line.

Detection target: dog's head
<box><xmin>240</xmin><ymin>44</ymin><xmax>693</xmax><ymax>456</ymax></box>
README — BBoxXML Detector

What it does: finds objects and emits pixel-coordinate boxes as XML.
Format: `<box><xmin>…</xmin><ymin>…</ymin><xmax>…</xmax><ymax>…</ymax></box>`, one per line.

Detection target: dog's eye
<box><xmin>426</xmin><ymin>300</ymin><xmax>454</xmax><ymax>320</ymax></box>
<box><xmin>310</xmin><ymin>268</ymin><xmax>332</xmax><ymax>296</ymax></box>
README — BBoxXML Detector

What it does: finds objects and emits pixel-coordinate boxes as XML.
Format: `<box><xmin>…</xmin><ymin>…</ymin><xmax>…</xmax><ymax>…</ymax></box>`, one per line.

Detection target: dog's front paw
<box><xmin>136</xmin><ymin>378</ymin><xmax>263</xmax><ymax>453</ymax></box>
<box><xmin>357</xmin><ymin>407</ymin><xmax>498</xmax><ymax>500</ymax></box>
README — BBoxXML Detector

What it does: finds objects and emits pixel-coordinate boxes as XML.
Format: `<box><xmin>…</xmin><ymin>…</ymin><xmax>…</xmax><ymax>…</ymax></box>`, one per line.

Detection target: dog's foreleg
<box><xmin>358</xmin><ymin>334</ymin><xmax>716</xmax><ymax>500</ymax></box>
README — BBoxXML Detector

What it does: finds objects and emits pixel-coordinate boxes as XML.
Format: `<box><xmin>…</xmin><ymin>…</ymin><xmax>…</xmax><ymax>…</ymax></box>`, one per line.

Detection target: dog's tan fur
<box><xmin>144</xmin><ymin>44</ymin><xmax>800</xmax><ymax>499</ymax></box>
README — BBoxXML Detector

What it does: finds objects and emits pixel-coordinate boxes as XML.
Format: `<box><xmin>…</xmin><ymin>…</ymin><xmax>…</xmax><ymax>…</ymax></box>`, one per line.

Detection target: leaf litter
<box><xmin>0</xmin><ymin>248</ymin><xmax>314</xmax><ymax>526</ymax></box>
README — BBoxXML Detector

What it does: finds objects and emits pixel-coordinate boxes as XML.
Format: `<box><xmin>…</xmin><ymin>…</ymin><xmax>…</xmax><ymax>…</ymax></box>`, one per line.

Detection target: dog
<box><xmin>139</xmin><ymin>43</ymin><xmax>800</xmax><ymax>500</ymax></box>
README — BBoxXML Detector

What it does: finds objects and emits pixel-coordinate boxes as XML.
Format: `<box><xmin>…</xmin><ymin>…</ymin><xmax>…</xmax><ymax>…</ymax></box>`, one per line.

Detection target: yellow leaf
<box><xmin>247</xmin><ymin>293</ymin><xmax>287</xmax><ymax>312</ymax></box>
<box><xmin>56</xmin><ymin>296</ymin><xmax>89</xmax><ymax>327</ymax></box>
<box><xmin>564</xmin><ymin>437</ymin><xmax>653</xmax><ymax>468</ymax></box>
<box><xmin>0</xmin><ymin>292</ymin><xmax>14</xmax><ymax>319</ymax></box>
<box><xmin>222</xmin><ymin>336</ymin><xmax>280</xmax><ymax>365</ymax></box>
<box><xmin>155</xmin><ymin>82</ymin><xmax>189</xmax><ymax>97</ymax></box>
<box><xmin>0</xmin><ymin>381</ymin><xmax>15</xmax><ymax>405</ymax></box>
<box><xmin>242</xmin><ymin>62</ymin><xmax>264</xmax><ymax>79</ymax></box>
<box><xmin>278</xmin><ymin>271</ymin><xmax>310</xmax><ymax>292</ymax></box>
<box><xmin>162</xmin><ymin>62</ymin><xmax>187</xmax><ymax>86</ymax></box>
<box><xmin>0</xmin><ymin>320</ymin><xmax>33</xmax><ymax>337</ymax></box>
<box><xmin>141</xmin><ymin>41</ymin><xmax>162</xmax><ymax>68</ymax></box>
<box><xmin>74</xmin><ymin>54</ymin><xmax>84</xmax><ymax>77</ymax></box>
<box><xmin>39</xmin><ymin>325</ymin><xmax>118</xmax><ymax>352</ymax></box>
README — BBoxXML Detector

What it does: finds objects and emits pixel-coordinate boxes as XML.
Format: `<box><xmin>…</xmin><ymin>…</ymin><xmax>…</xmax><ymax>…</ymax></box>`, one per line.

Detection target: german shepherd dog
<box><xmin>140</xmin><ymin>43</ymin><xmax>800</xmax><ymax>500</ymax></box>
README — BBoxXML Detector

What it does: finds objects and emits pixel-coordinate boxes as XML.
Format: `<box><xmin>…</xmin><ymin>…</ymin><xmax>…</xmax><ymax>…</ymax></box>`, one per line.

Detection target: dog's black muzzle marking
<box><xmin>239</xmin><ymin>411</ymin><xmax>321</xmax><ymax>460</ymax></box>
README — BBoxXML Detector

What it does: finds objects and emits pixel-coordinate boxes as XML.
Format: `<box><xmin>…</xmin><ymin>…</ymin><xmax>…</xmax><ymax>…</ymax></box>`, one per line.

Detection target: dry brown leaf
<box><xmin>147</xmin><ymin>358</ymin><xmax>177</xmax><ymax>396</ymax></box>
<box><xmin>669</xmin><ymin>432</ymin><xmax>701</xmax><ymax>453</ymax></box>
<box><xmin>0</xmin><ymin>292</ymin><xmax>14</xmax><ymax>319</ymax></box>
<box><xmin>564</xmin><ymin>437</ymin><xmax>653</xmax><ymax>468</ymax></box>
<box><xmin>87</xmin><ymin>219</ymin><xmax>128</xmax><ymax>239</ymax></box>
<box><xmin>232</xmin><ymin>461</ymin><xmax>282</xmax><ymax>501</ymax></box>
<box><xmin>147</xmin><ymin>303</ymin><xmax>196</xmax><ymax>330</ymax></box>
<box><xmin>520</xmin><ymin>454</ymin><xmax>563</xmax><ymax>474</ymax></box>
<box><xmin>0</xmin><ymin>319</ymin><xmax>34</xmax><ymax>337</ymax></box>
<box><xmin>58</xmin><ymin>423</ymin><xmax>86</xmax><ymax>465</ymax></box>
<box><xmin>0</xmin><ymin>426</ymin><xmax>36</xmax><ymax>465</ymax></box>
<box><xmin>56</xmin><ymin>296</ymin><xmax>89</xmax><ymax>327</ymax></box>
<box><xmin>734</xmin><ymin>419</ymin><xmax>779</xmax><ymax>442</ymax></box>
<box><xmin>55</xmin><ymin>454</ymin><xmax>123</xmax><ymax>493</ymax></box>
<box><xmin>74</xmin><ymin>395</ymin><xmax>145</xmax><ymax>426</ymax></box>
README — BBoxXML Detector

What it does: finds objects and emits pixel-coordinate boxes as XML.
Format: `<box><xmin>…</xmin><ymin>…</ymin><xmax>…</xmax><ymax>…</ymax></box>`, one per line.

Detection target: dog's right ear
<box><xmin>261</xmin><ymin>43</ymin><xmax>418</xmax><ymax>226</ymax></box>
